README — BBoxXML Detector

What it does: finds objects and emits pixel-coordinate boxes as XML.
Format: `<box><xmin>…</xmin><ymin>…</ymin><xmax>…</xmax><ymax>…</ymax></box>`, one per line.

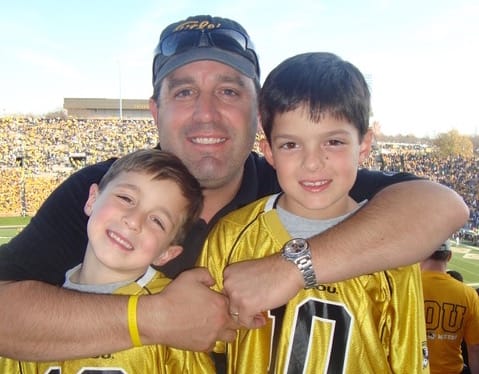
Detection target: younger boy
<box><xmin>1</xmin><ymin>149</ymin><xmax>214</xmax><ymax>373</ymax></box>
<box><xmin>199</xmin><ymin>52</ymin><xmax>429</xmax><ymax>372</ymax></box>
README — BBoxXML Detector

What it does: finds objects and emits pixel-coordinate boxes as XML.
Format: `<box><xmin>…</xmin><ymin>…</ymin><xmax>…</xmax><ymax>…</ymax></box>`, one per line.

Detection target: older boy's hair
<box><xmin>98</xmin><ymin>149</ymin><xmax>203</xmax><ymax>244</ymax></box>
<box><xmin>260</xmin><ymin>52</ymin><xmax>370</xmax><ymax>143</ymax></box>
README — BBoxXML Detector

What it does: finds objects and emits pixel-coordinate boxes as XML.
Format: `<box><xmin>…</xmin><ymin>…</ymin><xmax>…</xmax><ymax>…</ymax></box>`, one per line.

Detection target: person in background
<box><xmin>0</xmin><ymin>149</ymin><xmax>215</xmax><ymax>373</ymax></box>
<box><xmin>448</xmin><ymin>269</ymin><xmax>464</xmax><ymax>282</ymax></box>
<box><xmin>200</xmin><ymin>52</ymin><xmax>429</xmax><ymax>373</ymax></box>
<box><xmin>0</xmin><ymin>14</ymin><xmax>468</xmax><ymax>362</ymax></box>
<box><xmin>421</xmin><ymin>241</ymin><xmax>479</xmax><ymax>374</ymax></box>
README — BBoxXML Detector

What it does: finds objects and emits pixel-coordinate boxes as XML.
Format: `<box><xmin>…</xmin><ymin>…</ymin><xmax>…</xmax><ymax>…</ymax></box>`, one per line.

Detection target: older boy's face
<box><xmin>150</xmin><ymin>60</ymin><xmax>258</xmax><ymax>192</ymax></box>
<box><xmin>262</xmin><ymin>107</ymin><xmax>372</xmax><ymax>220</ymax></box>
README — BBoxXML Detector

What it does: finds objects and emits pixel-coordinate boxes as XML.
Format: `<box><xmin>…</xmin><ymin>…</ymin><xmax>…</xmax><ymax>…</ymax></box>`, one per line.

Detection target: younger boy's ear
<box><xmin>84</xmin><ymin>184</ymin><xmax>100</xmax><ymax>217</ymax></box>
<box><xmin>260</xmin><ymin>139</ymin><xmax>276</xmax><ymax>168</ymax></box>
<box><xmin>358</xmin><ymin>129</ymin><xmax>374</xmax><ymax>163</ymax></box>
<box><xmin>152</xmin><ymin>245</ymin><xmax>183</xmax><ymax>267</ymax></box>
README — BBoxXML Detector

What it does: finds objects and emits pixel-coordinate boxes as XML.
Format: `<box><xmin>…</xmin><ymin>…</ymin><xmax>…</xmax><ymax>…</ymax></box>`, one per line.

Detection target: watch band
<box><xmin>281</xmin><ymin>238</ymin><xmax>318</xmax><ymax>289</ymax></box>
<box><xmin>295</xmin><ymin>255</ymin><xmax>318</xmax><ymax>289</ymax></box>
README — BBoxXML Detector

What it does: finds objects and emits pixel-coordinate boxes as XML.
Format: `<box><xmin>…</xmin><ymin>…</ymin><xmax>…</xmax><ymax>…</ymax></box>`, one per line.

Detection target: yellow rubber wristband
<box><xmin>127</xmin><ymin>295</ymin><xmax>142</xmax><ymax>347</ymax></box>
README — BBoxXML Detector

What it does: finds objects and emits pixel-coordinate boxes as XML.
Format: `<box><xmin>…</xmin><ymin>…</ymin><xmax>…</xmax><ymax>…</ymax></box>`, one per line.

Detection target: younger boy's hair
<box><xmin>98</xmin><ymin>149</ymin><xmax>203</xmax><ymax>244</ymax></box>
<box><xmin>260</xmin><ymin>52</ymin><xmax>370</xmax><ymax>143</ymax></box>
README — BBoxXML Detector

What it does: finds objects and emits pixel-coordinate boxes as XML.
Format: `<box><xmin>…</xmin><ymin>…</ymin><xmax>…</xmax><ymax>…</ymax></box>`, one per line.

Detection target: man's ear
<box><xmin>358</xmin><ymin>129</ymin><xmax>374</xmax><ymax>164</ymax></box>
<box><xmin>149</xmin><ymin>98</ymin><xmax>159</xmax><ymax>126</ymax></box>
<box><xmin>260</xmin><ymin>139</ymin><xmax>276</xmax><ymax>168</ymax></box>
<box><xmin>84</xmin><ymin>184</ymin><xmax>100</xmax><ymax>217</ymax></box>
<box><xmin>152</xmin><ymin>245</ymin><xmax>183</xmax><ymax>267</ymax></box>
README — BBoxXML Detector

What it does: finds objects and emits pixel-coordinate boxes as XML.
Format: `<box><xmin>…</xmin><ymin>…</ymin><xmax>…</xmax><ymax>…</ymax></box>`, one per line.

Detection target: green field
<box><xmin>449</xmin><ymin>243</ymin><xmax>479</xmax><ymax>287</ymax></box>
<box><xmin>1</xmin><ymin>217</ymin><xmax>478</xmax><ymax>287</ymax></box>
<box><xmin>0</xmin><ymin>216</ymin><xmax>31</xmax><ymax>245</ymax></box>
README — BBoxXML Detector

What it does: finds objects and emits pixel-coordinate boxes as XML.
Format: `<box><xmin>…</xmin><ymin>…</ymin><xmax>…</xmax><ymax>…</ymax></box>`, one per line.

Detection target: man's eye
<box><xmin>222</xmin><ymin>88</ymin><xmax>238</xmax><ymax>96</ymax></box>
<box><xmin>328</xmin><ymin>139</ymin><xmax>344</xmax><ymax>146</ymax></box>
<box><xmin>175</xmin><ymin>89</ymin><xmax>193</xmax><ymax>98</ymax></box>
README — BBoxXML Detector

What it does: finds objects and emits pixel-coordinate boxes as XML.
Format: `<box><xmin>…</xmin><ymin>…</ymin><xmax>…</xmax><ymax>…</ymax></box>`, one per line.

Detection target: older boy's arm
<box><xmin>0</xmin><ymin>269</ymin><xmax>237</xmax><ymax>360</ymax></box>
<box><xmin>223</xmin><ymin>180</ymin><xmax>469</xmax><ymax>327</ymax></box>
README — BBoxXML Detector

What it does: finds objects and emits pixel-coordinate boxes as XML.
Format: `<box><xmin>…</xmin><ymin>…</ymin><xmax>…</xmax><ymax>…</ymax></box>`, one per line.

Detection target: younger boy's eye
<box><xmin>118</xmin><ymin>195</ymin><xmax>133</xmax><ymax>203</ymax></box>
<box><xmin>151</xmin><ymin>217</ymin><xmax>165</xmax><ymax>231</ymax></box>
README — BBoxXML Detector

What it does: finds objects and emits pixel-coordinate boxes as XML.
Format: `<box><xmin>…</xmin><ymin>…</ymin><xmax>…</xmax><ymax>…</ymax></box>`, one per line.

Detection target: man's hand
<box><xmin>140</xmin><ymin>267</ymin><xmax>240</xmax><ymax>351</ymax></box>
<box><xmin>223</xmin><ymin>254</ymin><xmax>303</xmax><ymax>328</ymax></box>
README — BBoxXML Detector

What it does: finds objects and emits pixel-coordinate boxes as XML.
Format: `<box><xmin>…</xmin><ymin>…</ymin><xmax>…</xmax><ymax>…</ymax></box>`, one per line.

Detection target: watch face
<box><xmin>287</xmin><ymin>238</ymin><xmax>308</xmax><ymax>254</ymax></box>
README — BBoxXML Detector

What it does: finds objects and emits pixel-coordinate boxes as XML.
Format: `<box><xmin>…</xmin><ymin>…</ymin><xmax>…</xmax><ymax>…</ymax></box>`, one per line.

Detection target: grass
<box><xmin>0</xmin><ymin>216</ymin><xmax>31</xmax><ymax>226</ymax></box>
<box><xmin>448</xmin><ymin>242</ymin><xmax>479</xmax><ymax>287</ymax></box>
<box><xmin>0</xmin><ymin>216</ymin><xmax>31</xmax><ymax>244</ymax></box>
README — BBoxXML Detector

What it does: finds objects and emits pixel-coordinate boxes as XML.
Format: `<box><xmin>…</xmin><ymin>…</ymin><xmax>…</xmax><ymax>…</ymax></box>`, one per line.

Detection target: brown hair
<box><xmin>99</xmin><ymin>149</ymin><xmax>203</xmax><ymax>244</ymax></box>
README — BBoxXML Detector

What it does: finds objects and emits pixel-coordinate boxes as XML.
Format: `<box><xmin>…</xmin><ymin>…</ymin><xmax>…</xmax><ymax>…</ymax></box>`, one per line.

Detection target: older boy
<box><xmin>200</xmin><ymin>52</ymin><xmax>429</xmax><ymax>372</ymax></box>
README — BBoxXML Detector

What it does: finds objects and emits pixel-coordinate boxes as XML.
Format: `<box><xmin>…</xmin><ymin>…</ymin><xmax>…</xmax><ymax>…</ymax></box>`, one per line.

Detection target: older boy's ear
<box><xmin>152</xmin><ymin>245</ymin><xmax>183</xmax><ymax>266</ymax></box>
<box><xmin>358</xmin><ymin>129</ymin><xmax>374</xmax><ymax>163</ymax></box>
<box><xmin>84</xmin><ymin>184</ymin><xmax>100</xmax><ymax>217</ymax></box>
<box><xmin>260</xmin><ymin>139</ymin><xmax>275</xmax><ymax>168</ymax></box>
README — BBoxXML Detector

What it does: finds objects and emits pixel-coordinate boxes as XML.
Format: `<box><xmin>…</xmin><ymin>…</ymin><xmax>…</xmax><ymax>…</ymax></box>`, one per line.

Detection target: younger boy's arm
<box><xmin>223</xmin><ymin>180</ymin><xmax>469</xmax><ymax>327</ymax></box>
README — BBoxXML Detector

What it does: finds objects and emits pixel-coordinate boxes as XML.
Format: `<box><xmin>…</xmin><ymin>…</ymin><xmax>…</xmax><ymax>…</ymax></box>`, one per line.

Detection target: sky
<box><xmin>1</xmin><ymin>0</ymin><xmax>478</xmax><ymax>138</ymax></box>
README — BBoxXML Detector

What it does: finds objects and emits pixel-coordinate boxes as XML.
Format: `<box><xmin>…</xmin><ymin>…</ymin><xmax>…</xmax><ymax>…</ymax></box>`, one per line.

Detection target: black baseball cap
<box><xmin>152</xmin><ymin>15</ymin><xmax>260</xmax><ymax>89</ymax></box>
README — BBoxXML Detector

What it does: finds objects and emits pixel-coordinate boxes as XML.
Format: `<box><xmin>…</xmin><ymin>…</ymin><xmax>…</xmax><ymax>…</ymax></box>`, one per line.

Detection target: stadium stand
<box><xmin>0</xmin><ymin>116</ymin><xmax>478</xmax><ymax>233</ymax></box>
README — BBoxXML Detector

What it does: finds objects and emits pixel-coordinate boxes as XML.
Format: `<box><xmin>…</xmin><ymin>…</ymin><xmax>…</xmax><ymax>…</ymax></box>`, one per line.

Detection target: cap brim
<box><xmin>154</xmin><ymin>47</ymin><xmax>258</xmax><ymax>87</ymax></box>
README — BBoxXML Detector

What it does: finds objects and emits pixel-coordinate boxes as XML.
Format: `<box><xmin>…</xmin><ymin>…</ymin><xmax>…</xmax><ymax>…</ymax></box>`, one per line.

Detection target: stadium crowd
<box><xmin>1</xmin><ymin>116</ymin><xmax>478</xmax><ymax>231</ymax></box>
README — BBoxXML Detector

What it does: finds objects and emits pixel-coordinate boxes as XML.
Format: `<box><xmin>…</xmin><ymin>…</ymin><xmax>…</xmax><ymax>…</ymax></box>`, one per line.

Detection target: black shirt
<box><xmin>0</xmin><ymin>151</ymin><xmax>420</xmax><ymax>283</ymax></box>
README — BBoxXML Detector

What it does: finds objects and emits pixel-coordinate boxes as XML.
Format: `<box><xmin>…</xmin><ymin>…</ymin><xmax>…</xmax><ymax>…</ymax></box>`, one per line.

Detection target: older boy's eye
<box><xmin>327</xmin><ymin>139</ymin><xmax>344</xmax><ymax>146</ymax></box>
<box><xmin>280</xmin><ymin>142</ymin><xmax>297</xmax><ymax>150</ymax></box>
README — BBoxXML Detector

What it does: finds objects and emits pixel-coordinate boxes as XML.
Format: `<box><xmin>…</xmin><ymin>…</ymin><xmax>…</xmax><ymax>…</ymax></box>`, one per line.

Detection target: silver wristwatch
<box><xmin>280</xmin><ymin>238</ymin><xmax>318</xmax><ymax>289</ymax></box>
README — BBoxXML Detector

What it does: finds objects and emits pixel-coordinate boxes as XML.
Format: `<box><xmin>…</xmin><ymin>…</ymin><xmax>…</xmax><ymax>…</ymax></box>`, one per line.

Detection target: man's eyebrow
<box><xmin>216</xmin><ymin>74</ymin><xmax>247</xmax><ymax>87</ymax></box>
<box><xmin>166</xmin><ymin>72</ymin><xmax>248</xmax><ymax>90</ymax></box>
<box><xmin>166</xmin><ymin>76</ymin><xmax>195</xmax><ymax>90</ymax></box>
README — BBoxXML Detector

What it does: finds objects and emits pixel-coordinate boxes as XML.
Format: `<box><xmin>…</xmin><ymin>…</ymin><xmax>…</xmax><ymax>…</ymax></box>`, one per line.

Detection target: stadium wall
<box><xmin>63</xmin><ymin>98</ymin><xmax>150</xmax><ymax>119</ymax></box>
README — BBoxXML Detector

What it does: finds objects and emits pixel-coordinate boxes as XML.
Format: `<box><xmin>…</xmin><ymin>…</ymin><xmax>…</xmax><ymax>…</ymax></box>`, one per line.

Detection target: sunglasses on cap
<box><xmin>153</xmin><ymin>28</ymin><xmax>259</xmax><ymax>78</ymax></box>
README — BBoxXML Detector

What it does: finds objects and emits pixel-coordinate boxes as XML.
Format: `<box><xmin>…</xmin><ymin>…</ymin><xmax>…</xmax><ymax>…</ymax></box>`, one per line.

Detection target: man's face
<box><xmin>150</xmin><ymin>60</ymin><xmax>258</xmax><ymax>191</ymax></box>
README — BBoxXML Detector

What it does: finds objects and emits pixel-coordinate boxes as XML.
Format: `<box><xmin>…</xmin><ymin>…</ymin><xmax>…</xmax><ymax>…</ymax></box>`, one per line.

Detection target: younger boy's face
<box><xmin>83</xmin><ymin>171</ymin><xmax>187</xmax><ymax>280</ymax></box>
<box><xmin>262</xmin><ymin>107</ymin><xmax>372</xmax><ymax>220</ymax></box>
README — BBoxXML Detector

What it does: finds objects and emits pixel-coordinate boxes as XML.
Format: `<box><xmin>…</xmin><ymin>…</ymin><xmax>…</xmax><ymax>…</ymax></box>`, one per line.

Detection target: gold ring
<box><xmin>230</xmin><ymin>312</ymin><xmax>239</xmax><ymax>317</ymax></box>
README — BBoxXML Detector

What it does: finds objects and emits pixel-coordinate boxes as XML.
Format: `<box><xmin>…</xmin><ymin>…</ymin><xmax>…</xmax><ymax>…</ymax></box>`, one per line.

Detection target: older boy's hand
<box><xmin>140</xmin><ymin>267</ymin><xmax>240</xmax><ymax>351</ymax></box>
<box><xmin>223</xmin><ymin>254</ymin><xmax>304</xmax><ymax>328</ymax></box>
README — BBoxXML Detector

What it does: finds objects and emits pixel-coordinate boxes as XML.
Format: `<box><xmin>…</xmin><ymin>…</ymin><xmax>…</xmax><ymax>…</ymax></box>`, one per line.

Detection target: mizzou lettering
<box><xmin>424</xmin><ymin>300</ymin><xmax>466</xmax><ymax>333</ymax></box>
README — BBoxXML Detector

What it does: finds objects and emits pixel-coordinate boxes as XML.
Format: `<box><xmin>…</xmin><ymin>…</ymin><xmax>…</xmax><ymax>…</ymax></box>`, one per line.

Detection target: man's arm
<box><xmin>0</xmin><ymin>268</ymin><xmax>238</xmax><ymax>360</ymax></box>
<box><xmin>467</xmin><ymin>343</ymin><xmax>479</xmax><ymax>374</ymax></box>
<box><xmin>223</xmin><ymin>180</ymin><xmax>469</xmax><ymax>327</ymax></box>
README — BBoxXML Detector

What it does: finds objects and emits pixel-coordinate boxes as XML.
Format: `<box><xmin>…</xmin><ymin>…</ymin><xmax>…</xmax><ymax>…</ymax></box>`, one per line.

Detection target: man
<box><xmin>421</xmin><ymin>242</ymin><xmax>479</xmax><ymax>374</ymax></box>
<box><xmin>0</xmin><ymin>15</ymin><xmax>468</xmax><ymax>361</ymax></box>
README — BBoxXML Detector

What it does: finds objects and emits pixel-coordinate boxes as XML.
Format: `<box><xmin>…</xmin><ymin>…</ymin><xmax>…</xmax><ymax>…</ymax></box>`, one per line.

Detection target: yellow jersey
<box><xmin>0</xmin><ymin>269</ymin><xmax>214</xmax><ymax>374</ymax></box>
<box><xmin>199</xmin><ymin>195</ymin><xmax>429</xmax><ymax>373</ymax></box>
